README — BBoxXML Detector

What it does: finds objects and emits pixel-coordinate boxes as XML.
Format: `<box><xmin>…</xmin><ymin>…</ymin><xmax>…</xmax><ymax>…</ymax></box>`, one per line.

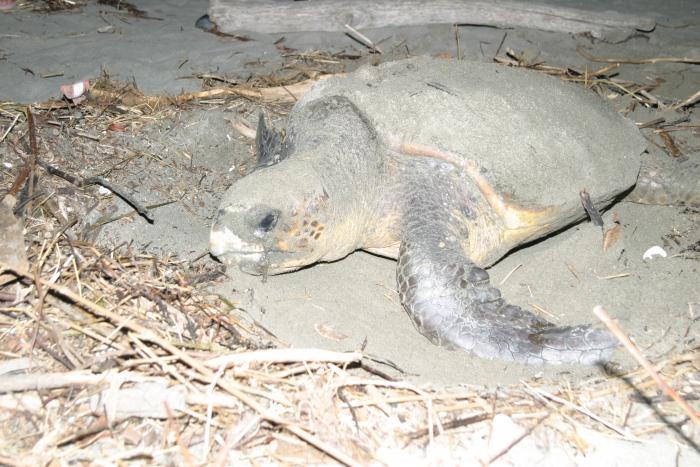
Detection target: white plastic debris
<box><xmin>59</xmin><ymin>79</ymin><xmax>90</xmax><ymax>102</ymax></box>
<box><xmin>90</xmin><ymin>380</ymin><xmax>187</xmax><ymax>421</ymax></box>
<box><xmin>3</xmin><ymin>162</ymin><xmax>12</xmax><ymax>169</ymax></box>
<box><xmin>642</xmin><ymin>245</ymin><xmax>667</xmax><ymax>260</ymax></box>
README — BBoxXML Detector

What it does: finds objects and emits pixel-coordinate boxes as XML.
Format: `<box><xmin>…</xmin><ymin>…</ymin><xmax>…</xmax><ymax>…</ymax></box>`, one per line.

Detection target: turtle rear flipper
<box><xmin>396</xmin><ymin>182</ymin><xmax>618</xmax><ymax>365</ymax></box>
<box><xmin>629</xmin><ymin>150</ymin><xmax>700</xmax><ymax>207</ymax></box>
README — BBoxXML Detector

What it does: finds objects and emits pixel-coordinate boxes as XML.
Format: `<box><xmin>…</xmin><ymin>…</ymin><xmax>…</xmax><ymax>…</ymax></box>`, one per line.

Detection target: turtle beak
<box><xmin>209</xmin><ymin>225</ymin><xmax>266</xmax><ymax>270</ymax></box>
<box><xmin>210</xmin><ymin>157</ymin><xmax>332</xmax><ymax>274</ymax></box>
<box><xmin>209</xmin><ymin>225</ymin><xmax>264</xmax><ymax>258</ymax></box>
<box><xmin>209</xmin><ymin>205</ymin><xmax>268</xmax><ymax>271</ymax></box>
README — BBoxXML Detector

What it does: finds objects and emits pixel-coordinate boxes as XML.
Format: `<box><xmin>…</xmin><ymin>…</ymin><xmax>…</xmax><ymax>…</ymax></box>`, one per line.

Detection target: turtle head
<box><xmin>210</xmin><ymin>95</ymin><xmax>381</xmax><ymax>275</ymax></box>
<box><xmin>210</xmin><ymin>158</ymin><xmax>360</xmax><ymax>275</ymax></box>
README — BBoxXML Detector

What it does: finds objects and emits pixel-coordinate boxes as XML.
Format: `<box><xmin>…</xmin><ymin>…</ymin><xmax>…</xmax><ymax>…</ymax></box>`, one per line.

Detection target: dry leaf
<box><xmin>603</xmin><ymin>223</ymin><xmax>621</xmax><ymax>251</ymax></box>
<box><xmin>658</xmin><ymin>131</ymin><xmax>682</xmax><ymax>157</ymax></box>
<box><xmin>314</xmin><ymin>323</ymin><xmax>348</xmax><ymax>342</ymax></box>
<box><xmin>107</xmin><ymin>122</ymin><xmax>127</xmax><ymax>132</ymax></box>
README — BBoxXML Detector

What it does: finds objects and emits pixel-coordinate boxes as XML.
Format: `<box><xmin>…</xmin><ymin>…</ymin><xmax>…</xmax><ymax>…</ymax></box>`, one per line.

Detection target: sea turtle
<box><xmin>209</xmin><ymin>57</ymin><xmax>698</xmax><ymax>365</ymax></box>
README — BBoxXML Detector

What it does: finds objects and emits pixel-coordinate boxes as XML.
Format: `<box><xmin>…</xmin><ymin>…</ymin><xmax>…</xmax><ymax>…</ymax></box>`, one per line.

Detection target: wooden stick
<box><xmin>0</xmin><ymin>111</ymin><xmax>21</xmax><ymax>144</ymax></box>
<box><xmin>206</xmin><ymin>348</ymin><xmax>363</xmax><ymax>368</ymax></box>
<box><xmin>593</xmin><ymin>306</ymin><xmax>700</xmax><ymax>426</ymax></box>
<box><xmin>90</xmin><ymin>74</ymin><xmax>341</xmax><ymax>108</ymax></box>
<box><xmin>6</xmin><ymin>108</ymin><xmax>37</xmax><ymax>201</ymax></box>
<box><xmin>670</xmin><ymin>90</ymin><xmax>700</xmax><ymax>111</ymax></box>
<box><xmin>484</xmin><ymin>415</ymin><xmax>547</xmax><ymax>465</ymax></box>
<box><xmin>577</xmin><ymin>46</ymin><xmax>700</xmax><ymax>65</ymax></box>
<box><xmin>524</xmin><ymin>383</ymin><xmax>634</xmax><ymax>438</ymax></box>
<box><xmin>0</xmin><ymin>371</ymin><xmax>111</xmax><ymax>392</ymax></box>
<box><xmin>35</xmin><ymin>159</ymin><xmax>154</xmax><ymax>223</ymax></box>
<box><xmin>229</xmin><ymin>119</ymin><xmax>256</xmax><ymax>139</ymax></box>
<box><xmin>406</xmin><ymin>412</ymin><xmax>490</xmax><ymax>440</ymax></box>
<box><xmin>344</xmin><ymin>24</ymin><xmax>383</xmax><ymax>54</ymax></box>
<box><xmin>498</xmin><ymin>263</ymin><xmax>522</xmax><ymax>286</ymax></box>
<box><xmin>210</xmin><ymin>0</ymin><xmax>655</xmax><ymax>41</ymax></box>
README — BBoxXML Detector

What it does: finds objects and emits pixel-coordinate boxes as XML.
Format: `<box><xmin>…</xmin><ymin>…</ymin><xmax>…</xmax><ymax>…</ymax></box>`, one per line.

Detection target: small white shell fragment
<box><xmin>3</xmin><ymin>162</ymin><xmax>12</xmax><ymax>169</ymax></box>
<box><xmin>642</xmin><ymin>245</ymin><xmax>667</xmax><ymax>260</ymax></box>
<box><xmin>98</xmin><ymin>186</ymin><xmax>112</xmax><ymax>195</ymax></box>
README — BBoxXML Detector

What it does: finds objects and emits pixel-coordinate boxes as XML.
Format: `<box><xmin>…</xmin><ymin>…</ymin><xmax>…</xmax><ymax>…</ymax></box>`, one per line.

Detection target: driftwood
<box><xmin>89</xmin><ymin>74</ymin><xmax>339</xmax><ymax>107</ymax></box>
<box><xmin>209</xmin><ymin>0</ymin><xmax>655</xmax><ymax>42</ymax></box>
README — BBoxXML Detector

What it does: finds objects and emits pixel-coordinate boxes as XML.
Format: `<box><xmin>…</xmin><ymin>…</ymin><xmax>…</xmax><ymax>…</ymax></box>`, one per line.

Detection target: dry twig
<box><xmin>0</xmin><ymin>262</ymin><xmax>360</xmax><ymax>466</ymax></box>
<box><xmin>593</xmin><ymin>306</ymin><xmax>700</xmax><ymax>426</ymax></box>
<box><xmin>577</xmin><ymin>46</ymin><xmax>700</xmax><ymax>65</ymax></box>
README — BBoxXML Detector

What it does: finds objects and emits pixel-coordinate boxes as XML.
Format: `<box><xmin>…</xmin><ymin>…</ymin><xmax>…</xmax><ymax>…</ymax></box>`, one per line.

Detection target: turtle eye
<box><xmin>256</xmin><ymin>211</ymin><xmax>279</xmax><ymax>233</ymax></box>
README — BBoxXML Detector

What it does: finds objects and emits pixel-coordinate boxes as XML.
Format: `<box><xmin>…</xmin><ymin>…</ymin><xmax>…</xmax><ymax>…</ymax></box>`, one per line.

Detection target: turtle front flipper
<box><xmin>396</xmin><ymin>178</ymin><xmax>618</xmax><ymax>365</ymax></box>
<box><xmin>397</xmin><ymin>238</ymin><xmax>617</xmax><ymax>365</ymax></box>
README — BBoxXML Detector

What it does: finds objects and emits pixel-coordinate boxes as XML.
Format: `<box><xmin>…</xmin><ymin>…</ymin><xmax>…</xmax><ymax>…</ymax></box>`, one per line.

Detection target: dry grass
<box><xmin>0</xmin><ymin>56</ymin><xmax>699</xmax><ymax>465</ymax></box>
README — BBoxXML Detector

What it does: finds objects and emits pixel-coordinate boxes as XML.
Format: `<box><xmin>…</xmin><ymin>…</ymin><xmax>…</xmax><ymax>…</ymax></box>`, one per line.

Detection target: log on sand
<box><xmin>209</xmin><ymin>0</ymin><xmax>655</xmax><ymax>42</ymax></box>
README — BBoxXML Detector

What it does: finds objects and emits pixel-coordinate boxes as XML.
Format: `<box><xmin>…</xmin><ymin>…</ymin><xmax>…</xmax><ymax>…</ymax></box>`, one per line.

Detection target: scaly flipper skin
<box><xmin>396</xmin><ymin>170</ymin><xmax>618</xmax><ymax>365</ymax></box>
<box><xmin>389</xmin><ymin>140</ymin><xmax>559</xmax><ymax>231</ymax></box>
<box><xmin>630</xmin><ymin>151</ymin><xmax>700</xmax><ymax>207</ymax></box>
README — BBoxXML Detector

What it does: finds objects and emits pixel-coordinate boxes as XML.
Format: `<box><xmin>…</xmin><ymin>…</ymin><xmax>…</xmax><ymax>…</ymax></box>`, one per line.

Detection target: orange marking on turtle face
<box><xmin>277</xmin><ymin>240</ymin><xmax>290</xmax><ymax>251</ymax></box>
<box><xmin>283</xmin><ymin>220</ymin><xmax>300</xmax><ymax>236</ymax></box>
